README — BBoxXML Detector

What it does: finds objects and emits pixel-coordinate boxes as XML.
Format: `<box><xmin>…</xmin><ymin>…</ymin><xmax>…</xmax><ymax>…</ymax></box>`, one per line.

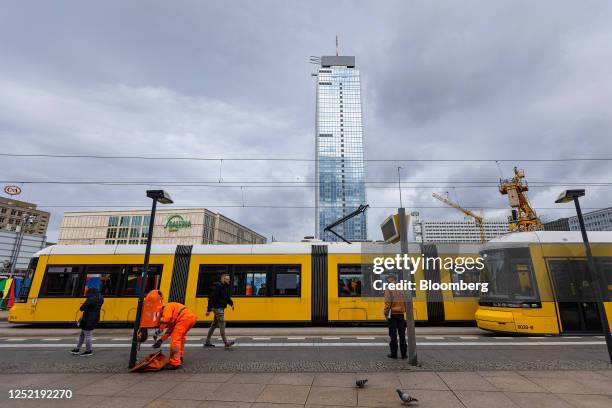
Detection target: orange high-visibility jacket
<box><xmin>159</xmin><ymin>302</ymin><xmax>191</xmax><ymax>340</ymax></box>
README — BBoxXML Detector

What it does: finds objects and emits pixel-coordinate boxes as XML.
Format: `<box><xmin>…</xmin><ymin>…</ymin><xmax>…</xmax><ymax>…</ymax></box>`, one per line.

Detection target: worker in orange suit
<box><xmin>152</xmin><ymin>302</ymin><xmax>197</xmax><ymax>369</ymax></box>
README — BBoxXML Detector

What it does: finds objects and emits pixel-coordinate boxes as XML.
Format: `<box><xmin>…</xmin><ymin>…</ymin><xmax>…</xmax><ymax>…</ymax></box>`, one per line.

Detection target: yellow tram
<box><xmin>476</xmin><ymin>231</ymin><xmax>612</xmax><ymax>335</ymax></box>
<box><xmin>9</xmin><ymin>241</ymin><xmax>481</xmax><ymax>325</ymax></box>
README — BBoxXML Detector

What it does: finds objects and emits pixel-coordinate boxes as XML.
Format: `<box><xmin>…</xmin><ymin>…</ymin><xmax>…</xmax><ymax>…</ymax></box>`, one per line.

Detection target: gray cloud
<box><xmin>1</xmin><ymin>1</ymin><xmax>611</xmax><ymax>242</ymax></box>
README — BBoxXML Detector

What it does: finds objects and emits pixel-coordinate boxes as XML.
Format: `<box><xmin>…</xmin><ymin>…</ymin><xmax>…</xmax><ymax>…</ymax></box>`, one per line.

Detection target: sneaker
<box><xmin>80</xmin><ymin>350</ymin><xmax>93</xmax><ymax>357</ymax></box>
<box><xmin>70</xmin><ymin>348</ymin><xmax>80</xmax><ymax>355</ymax></box>
<box><xmin>204</xmin><ymin>342</ymin><xmax>215</xmax><ymax>348</ymax></box>
<box><xmin>224</xmin><ymin>340</ymin><xmax>235</xmax><ymax>348</ymax></box>
<box><xmin>387</xmin><ymin>353</ymin><xmax>397</xmax><ymax>359</ymax></box>
<box><xmin>164</xmin><ymin>364</ymin><xmax>182</xmax><ymax>370</ymax></box>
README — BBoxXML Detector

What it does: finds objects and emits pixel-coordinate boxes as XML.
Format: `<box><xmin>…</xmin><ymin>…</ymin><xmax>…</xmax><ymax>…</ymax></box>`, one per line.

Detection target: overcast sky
<box><xmin>2</xmin><ymin>1</ymin><xmax>612</xmax><ymax>242</ymax></box>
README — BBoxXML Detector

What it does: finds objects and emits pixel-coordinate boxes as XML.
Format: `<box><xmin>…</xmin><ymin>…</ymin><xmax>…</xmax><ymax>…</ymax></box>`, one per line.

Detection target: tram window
<box><xmin>83</xmin><ymin>265</ymin><xmax>122</xmax><ymax>296</ymax></box>
<box><xmin>338</xmin><ymin>265</ymin><xmax>362</xmax><ymax>297</ymax></box>
<box><xmin>514</xmin><ymin>264</ymin><xmax>535</xmax><ymax>298</ymax></box>
<box><xmin>234</xmin><ymin>265</ymin><xmax>267</xmax><ymax>296</ymax></box>
<box><xmin>197</xmin><ymin>264</ymin><xmax>301</xmax><ymax>297</ymax></box>
<box><xmin>549</xmin><ymin>258</ymin><xmax>612</xmax><ymax>302</ymax></box>
<box><xmin>450</xmin><ymin>267</ymin><xmax>479</xmax><ymax>297</ymax></box>
<box><xmin>480</xmin><ymin>248</ymin><xmax>537</xmax><ymax>301</ymax></box>
<box><xmin>123</xmin><ymin>265</ymin><xmax>162</xmax><ymax>296</ymax></box>
<box><xmin>40</xmin><ymin>266</ymin><xmax>82</xmax><ymax>297</ymax></box>
<box><xmin>273</xmin><ymin>266</ymin><xmax>301</xmax><ymax>296</ymax></box>
<box><xmin>597</xmin><ymin>259</ymin><xmax>612</xmax><ymax>301</ymax></box>
<box><xmin>197</xmin><ymin>265</ymin><xmax>229</xmax><ymax>296</ymax></box>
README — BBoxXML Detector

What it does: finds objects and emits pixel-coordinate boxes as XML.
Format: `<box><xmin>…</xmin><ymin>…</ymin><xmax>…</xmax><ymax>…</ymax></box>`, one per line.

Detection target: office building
<box><xmin>315</xmin><ymin>55</ymin><xmax>367</xmax><ymax>241</ymax></box>
<box><xmin>543</xmin><ymin>217</ymin><xmax>570</xmax><ymax>231</ymax></box>
<box><xmin>58</xmin><ymin>208</ymin><xmax>266</xmax><ymax>245</ymax></box>
<box><xmin>412</xmin><ymin>212</ymin><xmax>509</xmax><ymax>243</ymax></box>
<box><xmin>545</xmin><ymin>207</ymin><xmax>612</xmax><ymax>232</ymax></box>
<box><xmin>0</xmin><ymin>197</ymin><xmax>49</xmax><ymax>236</ymax></box>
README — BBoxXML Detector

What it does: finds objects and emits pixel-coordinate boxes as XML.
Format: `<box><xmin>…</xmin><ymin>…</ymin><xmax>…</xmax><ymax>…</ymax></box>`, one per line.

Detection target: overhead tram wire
<box><xmin>33</xmin><ymin>204</ymin><xmax>604</xmax><ymax>210</ymax></box>
<box><xmin>3</xmin><ymin>180</ymin><xmax>612</xmax><ymax>188</ymax></box>
<box><xmin>1</xmin><ymin>153</ymin><xmax>612</xmax><ymax>162</ymax></box>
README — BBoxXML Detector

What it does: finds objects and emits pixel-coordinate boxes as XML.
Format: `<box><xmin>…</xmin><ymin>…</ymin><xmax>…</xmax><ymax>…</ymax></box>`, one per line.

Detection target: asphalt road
<box><xmin>0</xmin><ymin>331</ymin><xmax>609</xmax><ymax>373</ymax></box>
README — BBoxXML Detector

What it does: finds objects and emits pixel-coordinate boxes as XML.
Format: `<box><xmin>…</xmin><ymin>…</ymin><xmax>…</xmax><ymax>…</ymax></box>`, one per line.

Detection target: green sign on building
<box><xmin>164</xmin><ymin>215</ymin><xmax>192</xmax><ymax>232</ymax></box>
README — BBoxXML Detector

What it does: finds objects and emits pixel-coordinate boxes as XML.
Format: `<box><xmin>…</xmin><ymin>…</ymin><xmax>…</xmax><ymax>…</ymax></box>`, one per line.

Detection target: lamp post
<box><xmin>128</xmin><ymin>190</ymin><xmax>173</xmax><ymax>369</ymax></box>
<box><xmin>555</xmin><ymin>189</ymin><xmax>612</xmax><ymax>363</ymax></box>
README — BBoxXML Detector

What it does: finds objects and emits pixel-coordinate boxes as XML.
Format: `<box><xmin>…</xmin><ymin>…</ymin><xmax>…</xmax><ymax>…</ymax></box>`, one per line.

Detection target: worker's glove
<box><xmin>152</xmin><ymin>339</ymin><xmax>163</xmax><ymax>349</ymax></box>
<box><xmin>153</xmin><ymin>328</ymin><xmax>163</xmax><ymax>342</ymax></box>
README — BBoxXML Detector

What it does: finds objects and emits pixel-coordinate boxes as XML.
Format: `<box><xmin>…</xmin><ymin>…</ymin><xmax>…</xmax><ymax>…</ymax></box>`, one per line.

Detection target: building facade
<box><xmin>58</xmin><ymin>208</ymin><xmax>266</xmax><ymax>245</ymax></box>
<box><xmin>412</xmin><ymin>212</ymin><xmax>509</xmax><ymax>243</ymax></box>
<box><xmin>315</xmin><ymin>55</ymin><xmax>367</xmax><ymax>242</ymax></box>
<box><xmin>0</xmin><ymin>197</ymin><xmax>50</xmax><ymax>236</ymax></box>
<box><xmin>543</xmin><ymin>217</ymin><xmax>571</xmax><ymax>231</ymax></box>
<box><xmin>568</xmin><ymin>207</ymin><xmax>612</xmax><ymax>231</ymax></box>
<box><xmin>545</xmin><ymin>207</ymin><xmax>612</xmax><ymax>232</ymax></box>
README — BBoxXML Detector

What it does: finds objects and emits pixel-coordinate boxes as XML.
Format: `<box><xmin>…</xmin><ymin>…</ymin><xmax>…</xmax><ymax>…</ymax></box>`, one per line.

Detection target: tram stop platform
<box><xmin>1</xmin><ymin>369</ymin><xmax>611</xmax><ymax>407</ymax></box>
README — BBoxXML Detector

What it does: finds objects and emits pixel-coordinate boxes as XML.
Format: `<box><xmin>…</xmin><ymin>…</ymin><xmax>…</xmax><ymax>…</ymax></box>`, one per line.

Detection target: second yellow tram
<box><xmin>476</xmin><ymin>231</ymin><xmax>612</xmax><ymax>335</ymax></box>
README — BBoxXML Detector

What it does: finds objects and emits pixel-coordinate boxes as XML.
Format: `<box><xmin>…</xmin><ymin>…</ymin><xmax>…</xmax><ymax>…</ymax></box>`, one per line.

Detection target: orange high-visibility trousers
<box><xmin>169</xmin><ymin>311</ymin><xmax>197</xmax><ymax>366</ymax></box>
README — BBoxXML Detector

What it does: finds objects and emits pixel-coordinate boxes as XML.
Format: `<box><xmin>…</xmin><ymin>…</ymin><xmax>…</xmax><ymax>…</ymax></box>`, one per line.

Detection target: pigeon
<box><xmin>355</xmin><ymin>379</ymin><xmax>368</xmax><ymax>388</ymax></box>
<box><xmin>396</xmin><ymin>389</ymin><xmax>418</xmax><ymax>405</ymax></box>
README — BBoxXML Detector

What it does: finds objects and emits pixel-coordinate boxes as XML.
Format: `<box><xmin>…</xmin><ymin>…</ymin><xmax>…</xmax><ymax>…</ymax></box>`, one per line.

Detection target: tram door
<box><xmin>549</xmin><ymin>259</ymin><xmax>602</xmax><ymax>333</ymax></box>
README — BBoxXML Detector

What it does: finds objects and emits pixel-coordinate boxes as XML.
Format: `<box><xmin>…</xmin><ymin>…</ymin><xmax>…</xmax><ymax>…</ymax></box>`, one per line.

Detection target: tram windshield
<box><xmin>479</xmin><ymin>247</ymin><xmax>539</xmax><ymax>303</ymax></box>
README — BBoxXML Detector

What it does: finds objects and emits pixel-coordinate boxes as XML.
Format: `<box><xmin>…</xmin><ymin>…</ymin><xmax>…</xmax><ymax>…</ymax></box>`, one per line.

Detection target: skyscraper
<box><xmin>315</xmin><ymin>55</ymin><xmax>367</xmax><ymax>241</ymax></box>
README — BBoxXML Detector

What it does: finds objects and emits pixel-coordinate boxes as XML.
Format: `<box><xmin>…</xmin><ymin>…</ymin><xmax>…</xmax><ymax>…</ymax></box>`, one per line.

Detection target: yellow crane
<box><xmin>432</xmin><ymin>192</ymin><xmax>486</xmax><ymax>243</ymax></box>
<box><xmin>498</xmin><ymin>167</ymin><xmax>543</xmax><ymax>232</ymax></box>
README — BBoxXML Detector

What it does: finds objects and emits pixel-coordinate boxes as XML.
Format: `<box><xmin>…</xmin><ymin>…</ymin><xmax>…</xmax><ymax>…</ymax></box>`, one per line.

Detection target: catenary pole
<box><xmin>399</xmin><ymin>207</ymin><xmax>417</xmax><ymax>365</ymax></box>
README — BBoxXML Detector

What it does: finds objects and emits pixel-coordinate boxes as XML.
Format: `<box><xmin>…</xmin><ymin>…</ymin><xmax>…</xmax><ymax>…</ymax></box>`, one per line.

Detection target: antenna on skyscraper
<box><xmin>336</xmin><ymin>35</ymin><xmax>339</xmax><ymax>56</ymax></box>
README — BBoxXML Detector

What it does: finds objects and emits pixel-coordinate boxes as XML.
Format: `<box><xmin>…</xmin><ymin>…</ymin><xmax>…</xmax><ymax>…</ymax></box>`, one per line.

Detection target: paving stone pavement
<box><xmin>0</xmin><ymin>370</ymin><xmax>611</xmax><ymax>408</ymax></box>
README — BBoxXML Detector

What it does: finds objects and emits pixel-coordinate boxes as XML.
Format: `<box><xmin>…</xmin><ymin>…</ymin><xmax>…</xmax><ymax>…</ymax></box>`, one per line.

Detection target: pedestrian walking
<box><xmin>204</xmin><ymin>273</ymin><xmax>235</xmax><ymax>348</ymax></box>
<box><xmin>71</xmin><ymin>286</ymin><xmax>104</xmax><ymax>356</ymax></box>
<box><xmin>383</xmin><ymin>275</ymin><xmax>407</xmax><ymax>359</ymax></box>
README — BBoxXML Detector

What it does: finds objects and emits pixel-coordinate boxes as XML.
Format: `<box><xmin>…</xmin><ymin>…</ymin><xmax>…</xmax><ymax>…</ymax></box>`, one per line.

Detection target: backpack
<box><xmin>141</xmin><ymin>290</ymin><xmax>163</xmax><ymax>328</ymax></box>
<box><xmin>129</xmin><ymin>351</ymin><xmax>169</xmax><ymax>372</ymax></box>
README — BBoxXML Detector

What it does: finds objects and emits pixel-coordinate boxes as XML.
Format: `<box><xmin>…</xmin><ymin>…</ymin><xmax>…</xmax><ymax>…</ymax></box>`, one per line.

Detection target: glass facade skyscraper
<box><xmin>315</xmin><ymin>56</ymin><xmax>367</xmax><ymax>242</ymax></box>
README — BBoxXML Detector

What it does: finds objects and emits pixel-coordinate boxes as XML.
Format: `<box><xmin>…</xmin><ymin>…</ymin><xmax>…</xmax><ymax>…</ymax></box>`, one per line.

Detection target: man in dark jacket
<box><xmin>204</xmin><ymin>273</ymin><xmax>235</xmax><ymax>348</ymax></box>
<box><xmin>71</xmin><ymin>286</ymin><xmax>104</xmax><ymax>356</ymax></box>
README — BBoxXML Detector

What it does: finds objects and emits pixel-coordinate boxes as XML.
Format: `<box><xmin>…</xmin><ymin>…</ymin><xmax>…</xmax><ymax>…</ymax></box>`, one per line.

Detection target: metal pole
<box><xmin>399</xmin><ymin>207</ymin><xmax>417</xmax><ymax>365</ymax></box>
<box><xmin>9</xmin><ymin>216</ymin><xmax>28</xmax><ymax>277</ymax></box>
<box><xmin>128</xmin><ymin>198</ymin><xmax>158</xmax><ymax>368</ymax></box>
<box><xmin>397</xmin><ymin>167</ymin><xmax>403</xmax><ymax>208</ymax></box>
<box><xmin>573</xmin><ymin>198</ymin><xmax>612</xmax><ymax>363</ymax></box>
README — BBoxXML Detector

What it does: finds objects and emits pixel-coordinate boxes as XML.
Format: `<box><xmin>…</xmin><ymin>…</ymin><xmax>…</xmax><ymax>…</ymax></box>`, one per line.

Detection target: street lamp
<box><xmin>555</xmin><ymin>189</ymin><xmax>612</xmax><ymax>363</ymax></box>
<box><xmin>128</xmin><ymin>190</ymin><xmax>173</xmax><ymax>368</ymax></box>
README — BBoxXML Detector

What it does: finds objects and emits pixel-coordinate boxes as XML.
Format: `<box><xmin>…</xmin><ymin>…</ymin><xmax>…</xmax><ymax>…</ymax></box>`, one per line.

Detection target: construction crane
<box><xmin>498</xmin><ymin>167</ymin><xmax>543</xmax><ymax>232</ymax></box>
<box><xmin>432</xmin><ymin>192</ymin><xmax>486</xmax><ymax>243</ymax></box>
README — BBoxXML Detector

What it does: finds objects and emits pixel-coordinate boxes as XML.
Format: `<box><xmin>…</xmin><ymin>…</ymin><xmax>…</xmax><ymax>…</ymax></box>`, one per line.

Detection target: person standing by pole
<box><xmin>384</xmin><ymin>274</ymin><xmax>407</xmax><ymax>359</ymax></box>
